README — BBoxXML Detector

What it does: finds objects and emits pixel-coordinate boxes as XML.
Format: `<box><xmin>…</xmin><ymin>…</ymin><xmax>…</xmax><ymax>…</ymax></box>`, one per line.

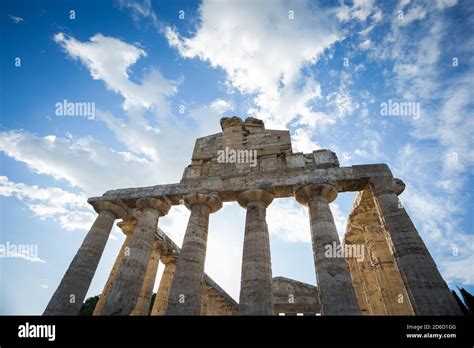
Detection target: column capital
<box><xmin>92</xmin><ymin>199</ymin><xmax>128</xmax><ymax>219</ymax></box>
<box><xmin>117</xmin><ymin>219</ymin><xmax>137</xmax><ymax>236</ymax></box>
<box><xmin>161</xmin><ymin>254</ymin><xmax>178</xmax><ymax>265</ymax></box>
<box><xmin>369</xmin><ymin>177</ymin><xmax>405</xmax><ymax>196</ymax></box>
<box><xmin>183</xmin><ymin>193</ymin><xmax>222</xmax><ymax>213</ymax></box>
<box><xmin>136</xmin><ymin>197</ymin><xmax>171</xmax><ymax>216</ymax></box>
<box><xmin>237</xmin><ymin>189</ymin><xmax>274</xmax><ymax>208</ymax></box>
<box><xmin>295</xmin><ymin>184</ymin><xmax>337</xmax><ymax>206</ymax></box>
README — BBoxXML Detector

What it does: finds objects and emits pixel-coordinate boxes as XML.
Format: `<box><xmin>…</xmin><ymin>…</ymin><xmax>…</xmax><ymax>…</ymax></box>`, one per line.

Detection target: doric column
<box><xmin>296</xmin><ymin>184</ymin><xmax>360</xmax><ymax>315</ymax></box>
<box><xmin>43</xmin><ymin>200</ymin><xmax>127</xmax><ymax>315</ymax></box>
<box><xmin>237</xmin><ymin>189</ymin><xmax>274</xmax><ymax>315</ymax></box>
<box><xmin>166</xmin><ymin>193</ymin><xmax>222</xmax><ymax>315</ymax></box>
<box><xmin>369</xmin><ymin>177</ymin><xmax>462</xmax><ymax>315</ymax></box>
<box><xmin>101</xmin><ymin>197</ymin><xmax>170</xmax><ymax>315</ymax></box>
<box><xmin>93</xmin><ymin>219</ymin><xmax>137</xmax><ymax>315</ymax></box>
<box><xmin>151</xmin><ymin>255</ymin><xmax>177</xmax><ymax>315</ymax></box>
<box><xmin>131</xmin><ymin>239</ymin><xmax>162</xmax><ymax>315</ymax></box>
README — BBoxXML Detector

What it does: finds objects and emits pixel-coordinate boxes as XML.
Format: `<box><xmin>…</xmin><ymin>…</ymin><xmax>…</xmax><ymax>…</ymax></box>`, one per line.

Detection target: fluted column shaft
<box><xmin>238</xmin><ymin>190</ymin><xmax>274</xmax><ymax>315</ymax></box>
<box><xmin>370</xmin><ymin>178</ymin><xmax>462</xmax><ymax>315</ymax></box>
<box><xmin>93</xmin><ymin>219</ymin><xmax>136</xmax><ymax>315</ymax></box>
<box><xmin>101</xmin><ymin>198</ymin><xmax>170</xmax><ymax>315</ymax></box>
<box><xmin>44</xmin><ymin>201</ymin><xmax>126</xmax><ymax>315</ymax></box>
<box><xmin>131</xmin><ymin>239</ymin><xmax>162</xmax><ymax>315</ymax></box>
<box><xmin>166</xmin><ymin>194</ymin><xmax>222</xmax><ymax>315</ymax></box>
<box><xmin>151</xmin><ymin>256</ymin><xmax>177</xmax><ymax>315</ymax></box>
<box><xmin>296</xmin><ymin>184</ymin><xmax>360</xmax><ymax>315</ymax></box>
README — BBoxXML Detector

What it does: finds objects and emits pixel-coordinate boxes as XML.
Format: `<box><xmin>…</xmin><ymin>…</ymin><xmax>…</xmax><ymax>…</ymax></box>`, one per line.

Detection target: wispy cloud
<box><xmin>9</xmin><ymin>15</ymin><xmax>24</xmax><ymax>24</ymax></box>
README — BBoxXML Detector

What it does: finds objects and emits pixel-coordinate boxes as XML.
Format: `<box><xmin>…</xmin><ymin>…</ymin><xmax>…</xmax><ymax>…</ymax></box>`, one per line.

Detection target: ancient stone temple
<box><xmin>44</xmin><ymin>116</ymin><xmax>461</xmax><ymax>316</ymax></box>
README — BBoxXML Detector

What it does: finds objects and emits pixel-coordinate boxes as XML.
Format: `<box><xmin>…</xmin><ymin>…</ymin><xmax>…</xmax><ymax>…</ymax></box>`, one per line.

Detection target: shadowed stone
<box><xmin>151</xmin><ymin>255</ymin><xmax>177</xmax><ymax>315</ymax></box>
<box><xmin>369</xmin><ymin>177</ymin><xmax>462</xmax><ymax>315</ymax></box>
<box><xmin>101</xmin><ymin>197</ymin><xmax>170</xmax><ymax>315</ymax></box>
<box><xmin>93</xmin><ymin>219</ymin><xmax>137</xmax><ymax>315</ymax></box>
<box><xmin>131</xmin><ymin>239</ymin><xmax>162</xmax><ymax>315</ymax></box>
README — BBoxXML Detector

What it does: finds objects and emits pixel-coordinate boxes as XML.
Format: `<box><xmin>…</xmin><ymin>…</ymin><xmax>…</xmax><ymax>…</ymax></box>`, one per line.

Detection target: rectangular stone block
<box><xmin>208</xmin><ymin>163</ymin><xmax>225</xmax><ymax>177</ymax></box>
<box><xmin>259</xmin><ymin>156</ymin><xmax>278</xmax><ymax>171</ymax></box>
<box><xmin>234</xmin><ymin>162</ymin><xmax>251</xmax><ymax>174</ymax></box>
<box><xmin>183</xmin><ymin>166</ymin><xmax>201</xmax><ymax>179</ymax></box>
<box><xmin>313</xmin><ymin>149</ymin><xmax>339</xmax><ymax>169</ymax></box>
<box><xmin>286</xmin><ymin>153</ymin><xmax>305</xmax><ymax>168</ymax></box>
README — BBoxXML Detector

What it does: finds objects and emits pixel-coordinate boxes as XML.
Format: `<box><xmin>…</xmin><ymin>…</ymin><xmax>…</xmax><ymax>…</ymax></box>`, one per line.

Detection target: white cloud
<box><xmin>291</xmin><ymin>128</ymin><xmax>321</xmax><ymax>153</ymax></box>
<box><xmin>0</xmin><ymin>130</ymin><xmax>163</xmax><ymax>195</ymax></box>
<box><xmin>267</xmin><ymin>199</ymin><xmax>347</xmax><ymax>243</ymax></box>
<box><xmin>54</xmin><ymin>32</ymin><xmax>179</xmax><ymax>113</ymax></box>
<box><xmin>0</xmin><ymin>176</ymin><xmax>95</xmax><ymax>232</ymax></box>
<box><xmin>9</xmin><ymin>15</ymin><xmax>24</xmax><ymax>24</ymax></box>
<box><xmin>267</xmin><ymin>199</ymin><xmax>311</xmax><ymax>243</ymax></box>
<box><xmin>396</xmin><ymin>0</ymin><xmax>457</xmax><ymax>27</ymax></box>
<box><xmin>165</xmin><ymin>0</ymin><xmax>342</xmax><ymax>129</ymax></box>
<box><xmin>116</xmin><ymin>0</ymin><xmax>159</xmax><ymax>28</ymax></box>
<box><xmin>336</xmin><ymin>0</ymin><xmax>380</xmax><ymax>22</ymax></box>
<box><xmin>442</xmin><ymin>255</ymin><xmax>474</xmax><ymax>286</ymax></box>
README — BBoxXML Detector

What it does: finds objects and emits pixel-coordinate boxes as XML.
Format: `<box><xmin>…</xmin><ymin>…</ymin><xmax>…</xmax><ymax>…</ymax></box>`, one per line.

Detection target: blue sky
<box><xmin>0</xmin><ymin>0</ymin><xmax>472</xmax><ymax>314</ymax></box>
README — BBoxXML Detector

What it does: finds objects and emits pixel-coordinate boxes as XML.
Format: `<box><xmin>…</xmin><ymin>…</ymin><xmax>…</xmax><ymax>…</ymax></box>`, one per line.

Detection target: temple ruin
<box><xmin>44</xmin><ymin>116</ymin><xmax>461</xmax><ymax>316</ymax></box>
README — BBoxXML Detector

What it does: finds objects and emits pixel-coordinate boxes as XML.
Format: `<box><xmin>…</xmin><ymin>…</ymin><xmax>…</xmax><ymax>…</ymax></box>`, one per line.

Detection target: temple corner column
<box><xmin>43</xmin><ymin>200</ymin><xmax>128</xmax><ymax>316</ymax></box>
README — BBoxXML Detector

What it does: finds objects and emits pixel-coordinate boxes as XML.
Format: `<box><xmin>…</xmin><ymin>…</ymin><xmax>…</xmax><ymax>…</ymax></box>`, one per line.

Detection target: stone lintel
<box><xmin>88</xmin><ymin>164</ymin><xmax>393</xmax><ymax>207</ymax></box>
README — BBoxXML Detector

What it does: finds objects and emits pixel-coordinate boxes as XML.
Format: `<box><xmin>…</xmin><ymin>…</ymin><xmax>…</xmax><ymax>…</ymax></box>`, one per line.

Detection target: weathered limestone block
<box><xmin>202</xmin><ymin>274</ymin><xmax>239</xmax><ymax>315</ymax></box>
<box><xmin>234</xmin><ymin>162</ymin><xmax>251</xmax><ymax>174</ymax></box>
<box><xmin>166</xmin><ymin>194</ymin><xmax>222</xmax><ymax>315</ymax></box>
<box><xmin>151</xmin><ymin>255</ymin><xmax>177</xmax><ymax>315</ymax></box>
<box><xmin>101</xmin><ymin>197</ymin><xmax>170</xmax><ymax>315</ymax></box>
<box><xmin>206</xmin><ymin>290</ymin><xmax>218</xmax><ymax>315</ymax></box>
<box><xmin>295</xmin><ymin>184</ymin><xmax>360</xmax><ymax>315</ymax></box>
<box><xmin>259</xmin><ymin>155</ymin><xmax>278</xmax><ymax>171</ymax></box>
<box><xmin>272</xmin><ymin>277</ymin><xmax>320</xmax><ymax>315</ymax></box>
<box><xmin>286</xmin><ymin>153</ymin><xmax>305</xmax><ymax>168</ymax></box>
<box><xmin>370</xmin><ymin>177</ymin><xmax>462</xmax><ymax>315</ymax></box>
<box><xmin>44</xmin><ymin>200</ymin><xmax>127</xmax><ymax>315</ymax></box>
<box><xmin>244</xmin><ymin>116</ymin><xmax>265</xmax><ymax>131</ymax></box>
<box><xmin>93</xmin><ymin>219</ymin><xmax>137</xmax><ymax>315</ymax></box>
<box><xmin>221</xmin><ymin>116</ymin><xmax>244</xmax><ymax>132</ymax></box>
<box><xmin>238</xmin><ymin>190</ymin><xmax>274</xmax><ymax>315</ymax></box>
<box><xmin>313</xmin><ymin>149</ymin><xmax>339</xmax><ymax>169</ymax></box>
<box><xmin>208</xmin><ymin>163</ymin><xmax>225</xmax><ymax>177</ymax></box>
<box><xmin>200</xmin><ymin>284</ymin><xmax>209</xmax><ymax>315</ymax></box>
<box><xmin>182</xmin><ymin>166</ymin><xmax>201</xmax><ymax>180</ymax></box>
